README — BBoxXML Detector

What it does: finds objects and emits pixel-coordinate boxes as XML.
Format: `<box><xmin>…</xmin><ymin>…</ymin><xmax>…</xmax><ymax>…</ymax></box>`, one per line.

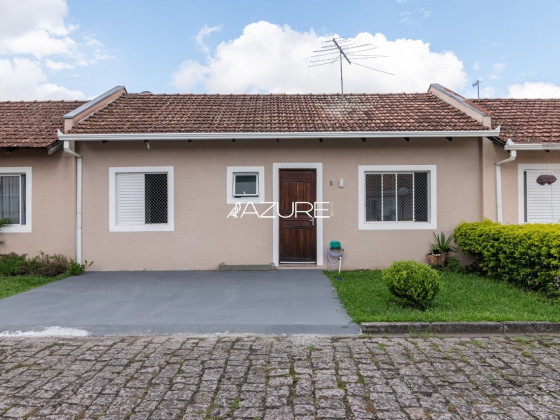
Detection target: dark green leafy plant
<box><xmin>0</xmin><ymin>253</ymin><xmax>28</xmax><ymax>275</ymax></box>
<box><xmin>441</xmin><ymin>255</ymin><xmax>465</xmax><ymax>273</ymax></box>
<box><xmin>0</xmin><ymin>252</ymin><xmax>91</xmax><ymax>277</ymax></box>
<box><xmin>382</xmin><ymin>260</ymin><xmax>442</xmax><ymax>308</ymax></box>
<box><xmin>0</xmin><ymin>217</ymin><xmax>11</xmax><ymax>246</ymax></box>
<box><xmin>66</xmin><ymin>260</ymin><xmax>93</xmax><ymax>276</ymax></box>
<box><xmin>430</xmin><ymin>231</ymin><xmax>456</xmax><ymax>254</ymax></box>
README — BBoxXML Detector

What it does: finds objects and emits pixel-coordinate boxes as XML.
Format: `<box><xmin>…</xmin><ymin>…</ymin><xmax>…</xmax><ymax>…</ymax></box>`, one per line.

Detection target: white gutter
<box><xmin>495</xmin><ymin>139</ymin><xmax>517</xmax><ymax>224</ymax></box>
<box><xmin>505</xmin><ymin>141</ymin><xmax>560</xmax><ymax>151</ymax></box>
<box><xmin>62</xmin><ymin>137</ymin><xmax>82</xmax><ymax>264</ymax></box>
<box><xmin>58</xmin><ymin>128</ymin><xmax>501</xmax><ymax>142</ymax></box>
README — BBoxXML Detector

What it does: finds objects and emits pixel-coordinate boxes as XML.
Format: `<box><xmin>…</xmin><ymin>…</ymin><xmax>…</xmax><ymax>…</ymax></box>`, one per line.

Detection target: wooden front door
<box><xmin>279</xmin><ymin>169</ymin><xmax>317</xmax><ymax>263</ymax></box>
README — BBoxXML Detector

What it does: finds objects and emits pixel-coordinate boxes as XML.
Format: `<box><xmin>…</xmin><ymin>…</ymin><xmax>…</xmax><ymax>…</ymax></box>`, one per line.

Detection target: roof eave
<box><xmin>59</xmin><ymin>128</ymin><xmax>501</xmax><ymax>141</ymax></box>
<box><xmin>505</xmin><ymin>139</ymin><xmax>560</xmax><ymax>151</ymax></box>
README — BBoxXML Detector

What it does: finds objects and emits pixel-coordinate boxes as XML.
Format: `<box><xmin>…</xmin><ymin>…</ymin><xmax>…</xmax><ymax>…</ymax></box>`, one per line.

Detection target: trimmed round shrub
<box><xmin>382</xmin><ymin>260</ymin><xmax>442</xmax><ymax>308</ymax></box>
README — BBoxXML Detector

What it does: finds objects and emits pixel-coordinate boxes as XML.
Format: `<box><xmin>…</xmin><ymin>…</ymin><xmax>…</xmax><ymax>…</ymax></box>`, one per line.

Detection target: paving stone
<box><xmin>0</xmin><ymin>334</ymin><xmax>558</xmax><ymax>418</ymax></box>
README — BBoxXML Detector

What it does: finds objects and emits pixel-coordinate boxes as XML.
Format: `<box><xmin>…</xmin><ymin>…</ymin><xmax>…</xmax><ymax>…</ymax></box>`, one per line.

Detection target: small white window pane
<box><xmin>234</xmin><ymin>173</ymin><xmax>258</xmax><ymax>197</ymax></box>
<box><xmin>397</xmin><ymin>173</ymin><xmax>414</xmax><ymax>221</ymax></box>
<box><xmin>414</xmin><ymin>172</ymin><xmax>429</xmax><ymax>222</ymax></box>
<box><xmin>382</xmin><ymin>174</ymin><xmax>396</xmax><ymax>221</ymax></box>
<box><xmin>0</xmin><ymin>175</ymin><xmax>21</xmax><ymax>224</ymax></box>
<box><xmin>116</xmin><ymin>173</ymin><xmax>145</xmax><ymax>225</ymax></box>
<box><xmin>365</xmin><ymin>173</ymin><xmax>382</xmax><ymax>221</ymax></box>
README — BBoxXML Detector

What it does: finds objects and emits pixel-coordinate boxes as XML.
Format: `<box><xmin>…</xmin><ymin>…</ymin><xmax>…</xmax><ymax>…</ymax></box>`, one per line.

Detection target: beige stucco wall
<box><xmin>480</xmin><ymin>140</ymin><xmax>508</xmax><ymax>221</ymax></box>
<box><xmin>0</xmin><ymin>149</ymin><xmax>76</xmax><ymax>258</ymax></box>
<box><xmin>78</xmin><ymin>137</ymin><xmax>486</xmax><ymax>270</ymax></box>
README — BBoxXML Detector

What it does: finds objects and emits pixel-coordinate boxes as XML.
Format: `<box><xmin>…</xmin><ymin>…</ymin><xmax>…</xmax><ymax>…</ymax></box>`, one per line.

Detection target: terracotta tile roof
<box><xmin>473</xmin><ymin>99</ymin><xmax>560</xmax><ymax>144</ymax></box>
<box><xmin>69</xmin><ymin>92</ymin><xmax>489</xmax><ymax>134</ymax></box>
<box><xmin>0</xmin><ymin>101</ymin><xmax>85</xmax><ymax>148</ymax></box>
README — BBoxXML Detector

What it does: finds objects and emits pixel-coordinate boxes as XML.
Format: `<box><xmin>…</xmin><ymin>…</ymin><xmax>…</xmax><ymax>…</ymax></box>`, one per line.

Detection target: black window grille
<box><xmin>145</xmin><ymin>173</ymin><xmax>168</xmax><ymax>224</ymax></box>
<box><xmin>365</xmin><ymin>171</ymin><xmax>429</xmax><ymax>222</ymax></box>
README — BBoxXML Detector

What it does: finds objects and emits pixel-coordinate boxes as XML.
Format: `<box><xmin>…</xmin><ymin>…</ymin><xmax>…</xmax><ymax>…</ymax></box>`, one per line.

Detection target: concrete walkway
<box><xmin>0</xmin><ymin>334</ymin><xmax>558</xmax><ymax>419</ymax></box>
<box><xmin>0</xmin><ymin>270</ymin><xmax>359</xmax><ymax>335</ymax></box>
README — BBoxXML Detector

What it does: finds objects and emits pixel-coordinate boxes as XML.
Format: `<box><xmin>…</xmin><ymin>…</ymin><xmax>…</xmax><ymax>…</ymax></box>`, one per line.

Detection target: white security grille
<box><xmin>116</xmin><ymin>172</ymin><xmax>168</xmax><ymax>226</ymax></box>
<box><xmin>525</xmin><ymin>170</ymin><xmax>560</xmax><ymax>223</ymax></box>
<box><xmin>365</xmin><ymin>171</ymin><xmax>429</xmax><ymax>223</ymax></box>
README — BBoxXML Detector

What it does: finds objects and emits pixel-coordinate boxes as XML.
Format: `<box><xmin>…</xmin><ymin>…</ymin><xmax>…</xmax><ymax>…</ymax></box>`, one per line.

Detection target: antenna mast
<box><xmin>309</xmin><ymin>37</ymin><xmax>393</xmax><ymax>95</ymax></box>
<box><xmin>472</xmin><ymin>80</ymin><xmax>482</xmax><ymax>99</ymax></box>
<box><xmin>332</xmin><ymin>38</ymin><xmax>351</xmax><ymax>95</ymax></box>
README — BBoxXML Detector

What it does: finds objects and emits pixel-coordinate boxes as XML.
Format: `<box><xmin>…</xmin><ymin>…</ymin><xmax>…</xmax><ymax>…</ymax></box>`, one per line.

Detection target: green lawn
<box><xmin>326</xmin><ymin>270</ymin><xmax>560</xmax><ymax>323</ymax></box>
<box><xmin>0</xmin><ymin>274</ymin><xmax>67</xmax><ymax>300</ymax></box>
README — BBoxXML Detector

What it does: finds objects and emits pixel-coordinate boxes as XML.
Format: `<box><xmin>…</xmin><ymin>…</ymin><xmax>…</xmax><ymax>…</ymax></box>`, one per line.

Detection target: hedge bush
<box><xmin>454</xmin><ymin>221</ymin><xmax>560</xmax><ymax>296</ymax></box>
<box><xmin>382</xmin><ymin>260</ymin><xmax>442</xmax><ymax>308</ymax></box>
<box><xmin>0</xmin><ymin>252</ymin><xmax>86</xmax><ymax>277</ymax></box>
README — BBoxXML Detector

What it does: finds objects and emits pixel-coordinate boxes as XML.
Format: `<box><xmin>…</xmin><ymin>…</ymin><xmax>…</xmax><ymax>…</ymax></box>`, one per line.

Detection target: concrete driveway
<box><xmin>0</xmin><ymin>270</ymin><xmax>359</xmax><ymax>336</ymax></box>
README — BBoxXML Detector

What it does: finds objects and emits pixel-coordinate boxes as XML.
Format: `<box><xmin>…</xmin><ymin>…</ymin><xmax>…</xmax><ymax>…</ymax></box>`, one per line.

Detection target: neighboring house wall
<box><xmin>78</xmin><ymin>136</ymin><xmax>484</xmax><ymax>270</ymax></box>
<box><xmin>499</xmin><ymin>151</ymin><xmax>560</xmax><ymax>224</ymax></box>
<box><xmin>0</xmin><ymin>150</ymin><xmax>76</xmax><ymax>258</ymax></box>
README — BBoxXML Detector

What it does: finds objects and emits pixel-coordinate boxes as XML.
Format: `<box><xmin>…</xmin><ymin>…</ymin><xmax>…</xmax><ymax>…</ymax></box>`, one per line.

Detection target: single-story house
<box><xmin>0</xmin><ymin>84</ymin><xmax>558</xmax><ymax>270</ymax></box>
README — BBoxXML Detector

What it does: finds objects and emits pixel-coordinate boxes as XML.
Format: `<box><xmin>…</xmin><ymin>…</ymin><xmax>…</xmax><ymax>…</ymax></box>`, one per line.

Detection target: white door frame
<box><xmin>272</xmin><ymin>162</ymin><xmax>323</xmax><ymax>266</ymax></box>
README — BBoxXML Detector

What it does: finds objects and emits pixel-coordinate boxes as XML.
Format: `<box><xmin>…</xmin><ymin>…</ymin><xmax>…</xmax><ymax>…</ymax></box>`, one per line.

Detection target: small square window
<box><xmin>233</xmin><ymin>173</ymin><xmax>258</xmax><ymax>197</ymax></box>
<box><xmin>227</xmin><ymin>166</ymin><xmax>265</xmax><ymax>203</ymax></box>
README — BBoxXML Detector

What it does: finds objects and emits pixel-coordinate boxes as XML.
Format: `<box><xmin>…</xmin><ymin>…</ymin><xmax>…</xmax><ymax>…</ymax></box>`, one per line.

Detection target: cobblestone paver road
<box><xmin>0</xmin><ymin>334</ymin><xmax>559</xmax><ymax>419</ymax></box>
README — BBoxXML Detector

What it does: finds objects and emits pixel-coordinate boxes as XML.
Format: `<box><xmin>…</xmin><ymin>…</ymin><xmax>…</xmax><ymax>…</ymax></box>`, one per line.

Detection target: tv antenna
<box><xmin>309</xmin><ymin>37</ymin><xmax>393</xmax><ymax>95</ymax></box>
<box><xmin>472</xmin><ymin>79</ymin><xmax>482</xmax><ymax>98</ymax></box>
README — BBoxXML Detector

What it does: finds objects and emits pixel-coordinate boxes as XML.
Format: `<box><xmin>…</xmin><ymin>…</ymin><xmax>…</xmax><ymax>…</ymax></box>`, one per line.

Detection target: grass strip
<box><xmin>0</xmin><ymin>274</ymin><xmax>67</xmax><ymax>300</ymax></box>
<box><xmin>326</xmin><ymin>270</ymin><xmax>560</xmax><ymax>323</ymax></box>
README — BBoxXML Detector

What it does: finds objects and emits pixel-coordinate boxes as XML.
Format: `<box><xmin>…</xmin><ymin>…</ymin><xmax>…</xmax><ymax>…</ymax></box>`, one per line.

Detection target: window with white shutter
<box><xmin>523</xmin><ymin>169</ymin><xmax>560</xmax><ymax>223</ymax></box>
<box><xmin>109</xmin><ymin>167</ymin><xmax>174</xmax><ymax>232</ymax></box>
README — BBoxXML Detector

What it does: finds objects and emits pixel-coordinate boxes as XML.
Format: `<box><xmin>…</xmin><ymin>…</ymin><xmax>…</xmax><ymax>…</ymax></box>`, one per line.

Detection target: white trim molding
<box><xmin>226</xmin><ymin>166</ymin><xmax>265</xmax><ymax>204</ymax></box>
<box><xmin>272</xmin><ymin>163</ymin><xmax>323</xmax><ymax>267</ymax></box>
<box><xmin>358</xmin><ymin>165</ymin><xmax>437</xmax><ymax>230</ymax></box>
<box><xmin>59</xmin><ymin>129</ymin><xmax>501</xmax><ymax>142</ymax></box>
<box><xmin>506</xmin><ymin>139</ymin><xmax>560</xmax><ymax>151</ymax></box>
<box><xmin>109</xmin><ymin>166</ymin><xmax>174</xmax><ymax>232</ymax></box>
<box><xmin>0</xmin><ymin>167</ymin><xmax>32</xmax><ymax>233</ymax></box>
<box><xmin>517</xmin><ymin>163</ymin><xmax>560</xmax><ymax>224</ymax></box>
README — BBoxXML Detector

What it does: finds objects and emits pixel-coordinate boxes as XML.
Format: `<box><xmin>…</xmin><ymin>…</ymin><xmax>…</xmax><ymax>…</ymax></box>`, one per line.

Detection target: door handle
<box><xmin>310</xmin><ymin>218</ymin><xmax>315</xmax><ymax>226</ymax></box>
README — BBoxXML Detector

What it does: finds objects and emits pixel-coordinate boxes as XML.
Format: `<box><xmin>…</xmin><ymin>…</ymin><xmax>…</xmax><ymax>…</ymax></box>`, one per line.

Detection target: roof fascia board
<box><xmin>63</xmin><ymin>86</ymin><xmax>126</xmax><ymax>131</ymax></box>
<box><xmin>428</xmin><ymin>84</ymin><xmax>492</xmax><ymax>128</ymax></box>
<box><xmin>505</xmin><ymin>139</ymin><xmax>560</xmax><ymax>151</ymax></box>
<box><xmin>59</xmin><ymin>129</ymin><xmax>501</xmax><ymax>142</ymax></box>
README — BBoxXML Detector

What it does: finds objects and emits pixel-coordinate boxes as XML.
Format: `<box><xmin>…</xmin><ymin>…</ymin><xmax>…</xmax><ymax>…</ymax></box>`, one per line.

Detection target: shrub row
<box><xmin>454</xmin><ymin>221</ymin><xmax>560</xmax><ymax>296</ymax></box>
<box><xmin>0</xmin><ymin>252</ymin><xmax>85</xmax><ymax>277</ymax></box>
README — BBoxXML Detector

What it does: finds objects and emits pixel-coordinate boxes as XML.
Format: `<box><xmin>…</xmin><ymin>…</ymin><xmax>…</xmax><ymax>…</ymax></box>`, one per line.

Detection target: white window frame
<box><xmin>0</xmin><ymin>167</ymin><xmax>32</xmax><ymax>233</ymax></box>
<box><xmin>227</xmin><ymin>166</ymin><xmax>265</xmax><ymax>203</ymax></box>
<box><xmin>518</xmin><ymin>164</ymin><xmax>560</xmax><ymax>224</ymax></box>
<box><xmin>109</xmin><ymin>166</ymin><xmax>174</xmax><ymax>232</ymax></box>
<box><xmin>358</xmin><ymin>165</ymin><xmax>437</xmax><ymax>230</ymax></box>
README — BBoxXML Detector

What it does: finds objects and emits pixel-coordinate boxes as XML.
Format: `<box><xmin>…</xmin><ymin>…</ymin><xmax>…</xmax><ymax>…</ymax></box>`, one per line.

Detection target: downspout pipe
<box><xmin>62</xmin><ymin>139</ymin><xmax>82</xmax><ymax>264</ymax></box>
<box><xmin>495</xmin><ymin>147</ymin><xmax>517</xmax><ymax>224</ymax></box>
